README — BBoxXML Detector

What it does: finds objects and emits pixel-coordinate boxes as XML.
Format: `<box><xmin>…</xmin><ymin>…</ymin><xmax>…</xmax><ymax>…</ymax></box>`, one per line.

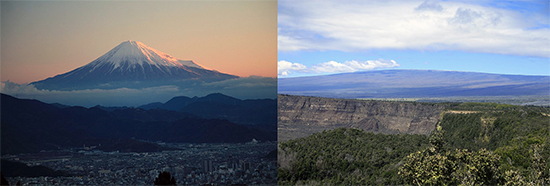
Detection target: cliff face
<box><xmin>278</xmin><ymin>95</ymin><xmax>447</xmax><ymax>141</ymax></box>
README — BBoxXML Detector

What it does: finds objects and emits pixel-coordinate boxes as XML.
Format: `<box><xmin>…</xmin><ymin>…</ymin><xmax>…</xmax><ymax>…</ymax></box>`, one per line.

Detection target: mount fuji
<box><xmin>31</xmin><ymin>40</ymin><xmax>238</xmax><ymax>90</ymax></box>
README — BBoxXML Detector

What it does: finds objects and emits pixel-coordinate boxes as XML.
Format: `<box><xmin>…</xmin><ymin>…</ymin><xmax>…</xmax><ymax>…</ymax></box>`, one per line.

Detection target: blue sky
<box><xmin>278</xmin><ymin>0</ymin><xmax>550</xmax><ymax>78</ymax></box>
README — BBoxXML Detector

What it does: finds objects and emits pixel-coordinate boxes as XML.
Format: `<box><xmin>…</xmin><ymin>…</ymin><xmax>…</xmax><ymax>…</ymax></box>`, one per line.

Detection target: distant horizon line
<box><xmin>277</xmin><ymin>68</ymin><xmax>550</xmax><ymax>79</ymax></box>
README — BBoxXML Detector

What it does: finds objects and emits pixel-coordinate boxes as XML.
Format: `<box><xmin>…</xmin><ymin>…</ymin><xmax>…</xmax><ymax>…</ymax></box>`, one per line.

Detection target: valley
<box><xmin>277</xmin><ymin>95</ymin><xmax>550</xmax><ymax>185</ymax></box>
<box><xmin>3</xmin><ymin>142</ymin><xmax>277</xmax><ymax>185</ymax></box>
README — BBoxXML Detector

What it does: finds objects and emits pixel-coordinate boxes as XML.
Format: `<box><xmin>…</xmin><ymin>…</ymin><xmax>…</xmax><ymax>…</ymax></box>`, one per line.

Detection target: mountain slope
<box><xmin>278</xmin><ymin>70</ymin><xmax>550</xmax><ymax>98</ymax></box>
<box><xmin>138</xmin><ymin>93</ymin><xmax>277</xmax><ymax>126</ymax></box>
<box><xmin>31</xmin><ymin>41</ymin><xmax>238</xmax><ymax>90</ymax></box>
<box><xmin>0</xmin><ymin>94</ymin><xmax>276</xmax><ymax>155</ymax></box>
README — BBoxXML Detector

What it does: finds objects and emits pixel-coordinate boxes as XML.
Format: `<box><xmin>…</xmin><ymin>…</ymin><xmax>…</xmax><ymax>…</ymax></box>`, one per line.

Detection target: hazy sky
<box><xmin>278</xmin><ymin>0</ymin><xmax>550</xmax><ymax>77</ymax></box>
<box><xmin>2</xmin><ymin>0</ymin><xmax>277</xmax><ymax>84</ymax></box>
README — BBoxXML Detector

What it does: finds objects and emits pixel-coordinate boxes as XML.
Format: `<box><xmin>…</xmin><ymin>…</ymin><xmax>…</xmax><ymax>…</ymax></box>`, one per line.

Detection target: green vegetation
<box><xmin>399</xmin><ymin>126</ymin><xmax>503</xmax><ymax>185</ymax></box>
<box><xmin>446</xmin><ymin>101</ymin><xmax>550</xmax><ymax>113</ymax></box>
<box><xmin>441</xmin><ymin>103</ymin><xmax>550</xmax><ymax>181</ymax></box>
<box><xmin>278</xmin><ymin>128</ymin><xmax>428</xmax><ymax>185</ymax></box>
<box><xmin>278</xmin><ymin>103</ymin><xmax>550</xmax><ymax>185</ymax></box>
<box><xmin>416</xmin><ymin>95</ymin><xmax>550</xmax><ymax>107</ymax></box>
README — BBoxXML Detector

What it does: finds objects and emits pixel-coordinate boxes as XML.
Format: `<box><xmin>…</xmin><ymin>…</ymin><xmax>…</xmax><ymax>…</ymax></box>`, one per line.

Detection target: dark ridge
<box><xmin>137</xmin><ymin>93</ymin><xmax>277</xmax><ymax>126</ymax></box>
<box><xmin>264</xmin><ymin>149</ymin><xmax>277</xmax><ymax>159</ymax></box>
<box><xmin>1</xmin><ymin>159</ymin><xmax>71</xmax><ymax>177</ymax></box>
<box><xmin>1</xmin><ymin>93</ymin><xmax>276</xmax><ymax>155</ymax></box>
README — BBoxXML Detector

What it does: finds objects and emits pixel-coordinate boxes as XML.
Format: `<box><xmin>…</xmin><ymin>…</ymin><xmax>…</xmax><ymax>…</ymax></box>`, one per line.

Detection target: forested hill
<box><xmin>278</xmin><ymin>103</ymin><xmax>550</xmax><ymax>185</ymax></box>
<box><xmin>1</xmin><ymin>93</ymin><xmax>276</xmax><ymax>155</ymax></box>
<box><xmin>278</xmin><ymin>128</ymin><xmax>429</xmax><ymax>185</ymax></box>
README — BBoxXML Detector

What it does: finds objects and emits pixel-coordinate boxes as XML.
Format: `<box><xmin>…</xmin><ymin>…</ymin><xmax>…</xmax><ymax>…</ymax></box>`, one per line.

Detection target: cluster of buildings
<box><xmin>3</xmin><ymin>142</ymin><xmax>277</xmax><ymax>185</ymax></box>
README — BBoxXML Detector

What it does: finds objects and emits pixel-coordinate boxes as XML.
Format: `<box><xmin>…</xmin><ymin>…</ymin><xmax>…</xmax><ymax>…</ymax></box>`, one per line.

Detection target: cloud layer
<box><xmin>1</xmin><ymin>77</ymin><xmax>277</xmax><ymax>107</ymax></box>
<box><xmin>278</xmin><ymin>0</ymin><xmax>549</xmax><ymax>57</ymax></box>
<box><xmin>278</xmin><ymin>59</ymin><xmax>400</xmax><ymax>76</ymax></box>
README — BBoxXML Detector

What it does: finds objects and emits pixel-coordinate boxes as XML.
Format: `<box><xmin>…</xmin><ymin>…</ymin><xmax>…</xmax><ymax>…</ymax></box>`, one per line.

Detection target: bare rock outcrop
<box><xmin>278</xmin><ymin>95</ymin><xmax>446</xmax><ymax>141</ymax></box>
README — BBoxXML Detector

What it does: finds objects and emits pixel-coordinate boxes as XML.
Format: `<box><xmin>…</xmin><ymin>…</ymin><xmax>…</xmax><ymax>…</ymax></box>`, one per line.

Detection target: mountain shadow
<box><xmin>1</xmin><ymin>93</ymin><xmax>276</xmax><ymax>155</ymax></box>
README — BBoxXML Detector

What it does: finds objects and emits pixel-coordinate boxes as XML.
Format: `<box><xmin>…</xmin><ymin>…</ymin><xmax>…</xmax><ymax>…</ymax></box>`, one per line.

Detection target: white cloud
<box><xmin>311</xmin><ymin>61</ymin><xmax>356</xmax><ymax>73</ymax></box>
<box><xmin>278</xmin><ymin>60</ymin><xmax>308</xmax><ymax>76</ymax></box>
<box><xmin>311</xmin><ymin>59</ymin><xmax>400</xmax><ymax>73</ymax></box>
<box><xmin>278</xmin><ymin>59</ymin><xmax>400</xmax><ymax>76</ymax></box>
<box><xmin>278</xmin><ymin>0</ymin><xmax>550</xmax><ymax>57</ymax></box>
<box><xmin>0</xmin><ymin>81</ymin><xmax>181</xmax><ymax>107</ymax></box>
<box><xmin>0</xmin><ymin>77</ymin><xmax>277</xmax><ymax>106</ymax></box>
<box><xmin>202</xmin><ymin>76</ymin><xmax>277</xmax><ymax>88</ymax></box>
<box><xmin>347</xmin><ymin>59</ymin><xmax>400</xmax><ymax>70</ymax></box>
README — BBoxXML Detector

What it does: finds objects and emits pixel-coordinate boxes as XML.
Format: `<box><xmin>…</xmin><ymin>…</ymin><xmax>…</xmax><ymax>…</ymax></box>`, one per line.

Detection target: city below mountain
<box><xmin>278</xmin><ymin>69</ymin><xmax>549</xmax><ymax>98</ymax></box>
<box><xmin>31</xmin><ymin>40</ymin><xmax>238</xmax><ymax>90</ymax></box>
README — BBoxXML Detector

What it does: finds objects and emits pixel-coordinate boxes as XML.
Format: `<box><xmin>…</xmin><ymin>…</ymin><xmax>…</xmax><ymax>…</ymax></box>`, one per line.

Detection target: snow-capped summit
<box><xmin>31</xmin><ymin>40</ymin><xmax>238</xmax><ymax>90</ymax></box>
<box><xmin>92</xmin><ymin>40</ymin><xmax>206</xmax><ymax>70</ymax></box>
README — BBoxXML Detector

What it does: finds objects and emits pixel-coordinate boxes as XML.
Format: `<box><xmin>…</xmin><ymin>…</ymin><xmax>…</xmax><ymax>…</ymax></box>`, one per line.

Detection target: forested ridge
<box><xmin>278</xmin><ymin>102</ymin><xmax>550</xmax><ymax>185</ymax></box>
<box><xmin>1</xmin><ymin>93</ymin><xmax>276</xmax><ymax>155</ymax></box>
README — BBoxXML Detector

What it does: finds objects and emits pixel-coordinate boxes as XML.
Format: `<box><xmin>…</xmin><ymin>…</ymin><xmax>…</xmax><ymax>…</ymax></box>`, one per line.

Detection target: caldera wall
<box><xmin>278</xmin><ymin>94</ymin><xmax>447</xmax><ymax>141</ymax></box>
